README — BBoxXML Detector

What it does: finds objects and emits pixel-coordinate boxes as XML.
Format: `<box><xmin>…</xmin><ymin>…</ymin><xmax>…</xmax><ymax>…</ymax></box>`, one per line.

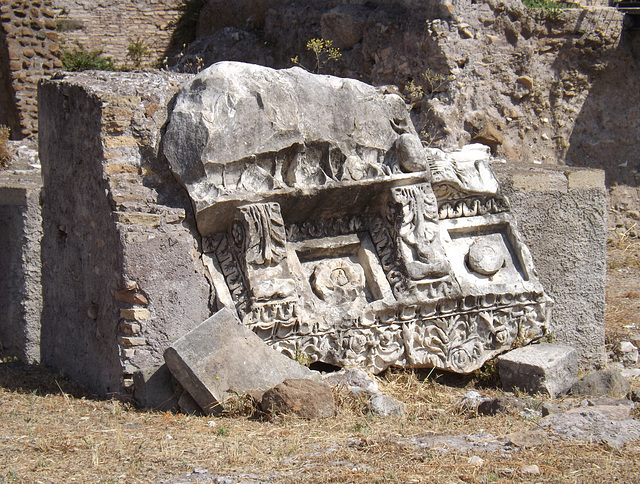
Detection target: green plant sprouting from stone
<box><xmin>522</xmin><ymin>0</ymin><xmax>568</xmax><ymax>18</ymax></box>
<box><xmin>126</xmin><ymin>38</ymin><xmax>149</xmax><ymax>68</ymax></box>
<box><xmin>61</xmin><ymin>42</ymin><xmax>116</xmax><ymax>71</ymax></box>
<box><xmin>404</xmin><ymin>68</ymin><xmax>454</xmax><ymax>106</ymax></box>
<box><xmin>291</xmin><ymin>38</ymin><xmax>342</xmax><ymax>73</ymax></box>
<box><xmin>0</xmin><ymin>125</ymin><xmax>11</xmax><ymax>170</ymax></box>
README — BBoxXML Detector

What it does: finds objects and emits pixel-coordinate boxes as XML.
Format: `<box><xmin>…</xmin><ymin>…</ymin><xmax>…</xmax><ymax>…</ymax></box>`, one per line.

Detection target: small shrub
<box><xmin>291</xmin><ymin>38</ymin><xmax>342</xmax><ymax>73</ymax></box>
<box><xmin>126</xmin><ymin>38</ymin><xmax>149</xmax><ymax>68</ymax></box>
<box><xmin>61</xmin><ymin>43</ymin><xmax>116</xmax><ymax>72</ymax></box>
<box><xmin>0</xmin><ymin>125</ymin><xmax>11</xmax><ymax>170</ymax></box>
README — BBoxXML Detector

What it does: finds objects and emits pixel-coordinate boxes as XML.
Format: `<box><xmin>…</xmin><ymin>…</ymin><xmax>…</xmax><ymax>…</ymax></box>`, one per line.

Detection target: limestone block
<box><xmin>498</xmin><ymin>343</ymin><xmax>578</xmax><ymax>396</ymax></box>
<box><xmin>164</xmin><ymin>308</ymin><xmax>319</xmax><ymax>415</ymax></box>
<box><xmin>495</xmin><ymin>165</ymin><xmax>606</xmax><ymax>369</ymax></box>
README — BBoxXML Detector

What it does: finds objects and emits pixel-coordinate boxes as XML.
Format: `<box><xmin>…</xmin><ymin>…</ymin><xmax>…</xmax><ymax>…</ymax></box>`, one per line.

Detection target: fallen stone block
<box><xmin>260</xmin><ymin>379</ymin><xmax>335</xmax><ymax>419</ymax></box>
<box><xmin>569</xmin><ymin>369</ymin><xmax>630</xmax><ymax>398</ymax></box>
<box><xmin>498</xmin><ymin>343</ymin><xmax>578</xmax><ymax>396</ymax></box>
<box><xmin>164</xmin><ymin>308</ymin><xmax>319</xmax><ymax>415</ymax></box>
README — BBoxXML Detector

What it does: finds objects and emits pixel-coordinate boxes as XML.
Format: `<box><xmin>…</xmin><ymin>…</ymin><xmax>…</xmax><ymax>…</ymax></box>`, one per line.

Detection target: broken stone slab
<box><xmin>260</xmin><ymin>379</ymin><xmax>335</xmax><ymax>419</ymax></box>
<box><xmin>569</xmin><ymin>369</ymin><xmax>630</xmax><ymax>398</ymax></box>
<box><xmin>540</xmin><ymin>405</ymin><xmax>640</xmax><ymax>448</ymax></box>
<box><xmin>164</xmin><ymin>308</ymin><xmax>319</xmax><ymax>415</ymax></box>
<box><xmin>498</xmin><ymin>343</ymin><xmax>578</xmax><ymax>397</ymax></box>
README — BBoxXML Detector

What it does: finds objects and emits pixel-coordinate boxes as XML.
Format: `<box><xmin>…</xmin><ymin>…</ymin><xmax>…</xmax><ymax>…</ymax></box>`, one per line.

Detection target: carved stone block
<box><xmin>163</xmin><ymin>62</ymin><xmax>552</xmax><ymax>374</ymax></box>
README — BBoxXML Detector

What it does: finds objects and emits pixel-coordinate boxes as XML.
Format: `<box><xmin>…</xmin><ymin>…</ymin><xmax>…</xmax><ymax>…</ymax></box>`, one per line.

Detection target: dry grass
<box><xmin>1</xmin><ymin>364</ymin><xmax>639</xmax><ymax>483</ymax></box>
<box><xmin>1</xmin><ymin>226</ymin><xmax>640</xmax><ymax>482</ymax></box>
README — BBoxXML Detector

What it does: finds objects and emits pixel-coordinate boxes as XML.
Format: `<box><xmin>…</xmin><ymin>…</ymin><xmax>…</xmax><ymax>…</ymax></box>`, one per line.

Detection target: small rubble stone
<box><xmin>367</xmin><ymin>393</ymin><xmax>407</xmax><ymax>418</ymax></box>
<box><xmin>570</xmin><ymin>370</ymin><xmax>630</xmax><ymax>398</ymax></box>
<box><xmin>261</xmin><ymin>379</ymin><xmax>335</xmax><ymax>419</ymax></box>
<box><xmin>457</xmin><ymin>391</ymin><xmax>492</xmax><ymax>413</ymax></box>
<box><xmin>468</xmin><ymin>455</ymin><xmax>484</xmax><ymax>466</ymax></box>
<box><xmin>477</xmin><ymin>396</ymin><xmax>528</xmax><ymax>416</ymax></box>
<box><xmin>507</xmin><ymin>430</ymin><xmax>547</xmax><ymax>448</ymax></box>
<box><xmin>498</xmin><ymin>344</ymin><xmax>578</xmax><ymax>396</ymax></box>
<box><xmin>520</xmin><ymin>464</ymin><xmax>540</xmax><ymax>475</ymax></box>
<box><xmin>615</xmin><ymin>341</ymin><xmax>639</xmax><ymax>367</ymax></box>
<box><xmin>323</xmin><ymin>368</ymin><xmax>379</xmax><ymax>395</ymax></box>
<box><xmin>541</xmin><ymin>402</ymin><xmax>562</xmax><ymax>417</ymax></box>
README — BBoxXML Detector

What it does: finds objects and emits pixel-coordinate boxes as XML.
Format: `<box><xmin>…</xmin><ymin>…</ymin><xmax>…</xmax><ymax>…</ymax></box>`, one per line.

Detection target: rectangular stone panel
<box><xmin>164</xmin><ymin>307</ymin><xmax>319</xmax><ymax>415</ymax></box>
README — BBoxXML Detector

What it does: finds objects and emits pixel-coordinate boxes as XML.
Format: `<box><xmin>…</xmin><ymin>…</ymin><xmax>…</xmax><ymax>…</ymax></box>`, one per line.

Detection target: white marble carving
<box><xmin>163</xmin><ymin>62</ymin><xmax>552</xmax><ymax>374</ymax></box>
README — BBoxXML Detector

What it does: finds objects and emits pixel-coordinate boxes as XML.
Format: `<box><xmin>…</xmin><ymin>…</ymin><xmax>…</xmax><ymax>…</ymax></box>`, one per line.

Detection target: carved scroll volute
<box><xmin>389</xmin><ymin>183</ymin><xmax>450</xmax><ymax>281</ymax></box>
<box><xmin>235</xmin><ymin>202</ymin><xmax>287</xmax><ymax>267</ymax></box>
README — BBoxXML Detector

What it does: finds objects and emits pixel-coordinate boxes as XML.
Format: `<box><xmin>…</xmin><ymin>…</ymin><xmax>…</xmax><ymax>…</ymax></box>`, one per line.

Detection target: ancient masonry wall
<box><xmin>0</xmin><ymin>0</ymin><xmax>62</xmax><ymax>137</ymax></box>
<box><xmin>0</xmin><ymin>170</ymin><xmax>42</xmax><ymax>363</ymax></box>
<box><xmin>38</xmin><ymin>71</ymin><xmax>211</xmax><ymax>395</ymax></box>
<box><xmin>53</xmin><ymin>0</ymin><xmax>182</xmax><ymax>66</ymax></box>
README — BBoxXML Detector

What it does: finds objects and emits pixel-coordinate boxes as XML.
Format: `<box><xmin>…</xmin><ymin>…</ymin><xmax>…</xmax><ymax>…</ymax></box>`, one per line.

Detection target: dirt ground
<box><xmin>1</xmin><ymin>192</ymin><xmax>640</xmax><ymax>484</ymax></box>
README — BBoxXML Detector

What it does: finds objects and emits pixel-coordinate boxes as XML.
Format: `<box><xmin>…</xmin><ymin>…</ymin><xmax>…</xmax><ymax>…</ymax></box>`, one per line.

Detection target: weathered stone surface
<box><xmin>507</xmin><ymin>431</ymin><xmax>547</xmax><ymax>449</ymax></box>
<box><xmin>164</xmin><ymin>308</ymin><xmax>319</xmax><ymax>415</ymax></box>
<box><xmin>496</xmin><ymin>165</ymin><xmax>606</xmax><ymax>370</ymax></box>
<box><xmin>322</xmin><ymin>368</ymin><xmax>379</xmax><ymax>395</ymax></box>
<box><xmin>39</xmin><ymin>71</ymin><xmax>210</xmax><ymax>396</ymax></box>
<box><xmin>367</xmin><ymin>393</ymin><xmax>406</xmax><ymax>418</ymax></box>
<box><xmin>162</xmin><ymin>62</ymin><xmax>551</xmax><ymax>376</ymax></box>
<box><xmin>615</xmin><ymin>341</ymin><xmax>639</xmax><ymax>367</ymax></box>
<box><xmin>498</xmin><ymin>344</ymin><xmax>578</xmax><ymax>397</ymax></box>
<box><xmin>178</xmin><ymin>390</ymin><xmax>204</xmax><ymax>416</ymax></box>
<box><xmin>260</xmin><ymin>378</ymin><xmax>335</xmax><ymax>418</ymax></box>
<box><xmin>477</xmin><ymin>397</ymin><xmax>528</xmax><ymax>416</ymax></box>
<box><xmin>540</xmin><ymin>404</ymin><xmax>640</xmax><ymax>448</ymax></box>
<box><xmin>162</xmin><ymin>61</ymin><xmax>413</xmax><ymax>235</ymax></box>
<box><xmin>570</xmin><ymin>370</ymin><xmax>631</xmax><ymax>398</ymax></box>
<box><xmin>0</xmin><ymin>168</ymin><xmax>42</xmax><ymax>363</ymax></box>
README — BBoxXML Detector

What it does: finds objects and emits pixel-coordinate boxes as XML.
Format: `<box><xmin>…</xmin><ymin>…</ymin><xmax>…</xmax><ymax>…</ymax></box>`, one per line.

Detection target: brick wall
<box><xmin>0</xmin><ymin>0</ymin><xmax>62</xmax><ymax>138</ymax></box>
<box><xmin>53</xmin><ymin>0</ymin><xmax>183</xmax><ymax>67</ymax></box>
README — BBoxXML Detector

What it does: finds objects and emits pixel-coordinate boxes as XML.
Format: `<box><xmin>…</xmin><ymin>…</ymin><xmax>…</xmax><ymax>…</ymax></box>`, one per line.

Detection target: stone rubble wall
<box><xmin>0</xmin><ymin>0</ymin><xmax>62</xmax><ymax>137</ymax></box>
<box><xmin>0</xmin><ymin>170</ymin><xmax>42</xmax><ymax>363</ymax></box>
<box><xmin>38</xmin><ymin>70</ymin><xmax>212</xmax><ymax>395</ymax></box>
<box><xmin>53</xmin><ymin>0</ymin><xmax>182</xmax><ymax>67</ymax></box>
<box><xmin>188</xmin><ymin>0</ymin><xmax>638</xmax><ymax>185</ymax></box>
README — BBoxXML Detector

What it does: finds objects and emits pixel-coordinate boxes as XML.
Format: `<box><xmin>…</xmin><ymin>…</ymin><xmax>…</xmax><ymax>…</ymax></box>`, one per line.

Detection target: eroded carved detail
<box><xmin>236</xmin><ymin>203</ymin><xmax>287</xmax><ymax>266</ymax></box>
